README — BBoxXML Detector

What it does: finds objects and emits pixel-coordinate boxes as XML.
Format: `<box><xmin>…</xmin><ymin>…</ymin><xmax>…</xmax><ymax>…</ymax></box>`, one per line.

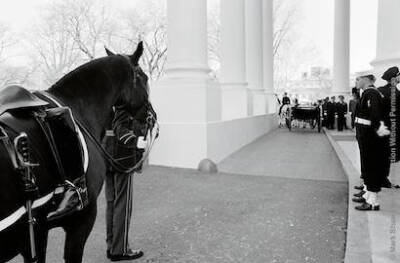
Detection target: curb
<box><xmin>323</xmin><ymin>128</ymin><xmax>372</xmax><ymax>263</ymax></box>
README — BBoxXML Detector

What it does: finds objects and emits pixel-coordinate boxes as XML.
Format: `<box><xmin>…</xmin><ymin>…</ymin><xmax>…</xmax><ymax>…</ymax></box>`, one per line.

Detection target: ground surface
<box><xmin>11</xmin><ymin>128</ymin><xmax>348</xmax><ymax>263</ymax></box>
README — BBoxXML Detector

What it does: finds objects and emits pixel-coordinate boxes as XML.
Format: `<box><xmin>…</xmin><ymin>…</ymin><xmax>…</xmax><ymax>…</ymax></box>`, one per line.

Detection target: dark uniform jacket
<box><xmin>355</xmin><ymin>87</ymin><xmax>384</xmax><ymax>131</ymax></box>
<box><xmin>327</xmin><ymin>101</ymin><xmax>337</xmax><ymax>115</ymax></box>
<box><xmin>104</xmin><ymin>107</ymin><xmax>147</xmax><ymax>172</ymax></box>
<box><xmin>378</xmin><ymin>84</ymin><xmax>400</xmax><ymax>162</ymax></box>
<box><xmin>336</xmin><ymin>102</ymin><xmax>348</xmax><ymax>116</ymax></box>
<box><xmin>282</xmin><ymin>96</ymin><xmax>291</xmax><ymax>105</ymax></box>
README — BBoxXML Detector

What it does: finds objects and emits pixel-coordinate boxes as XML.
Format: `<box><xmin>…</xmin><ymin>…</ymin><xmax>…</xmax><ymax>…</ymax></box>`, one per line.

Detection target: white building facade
<box><xmin>149</xmin><ymin>0</ymin><xmax>356</xmax><ymax>169</ymax></box>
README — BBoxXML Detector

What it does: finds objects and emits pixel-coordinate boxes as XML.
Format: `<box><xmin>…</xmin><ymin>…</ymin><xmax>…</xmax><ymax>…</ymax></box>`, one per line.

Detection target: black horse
<box><xmin>0</xmin><ymin>42</ymin><xmax>150</xmax><ymax>263</ymax></box>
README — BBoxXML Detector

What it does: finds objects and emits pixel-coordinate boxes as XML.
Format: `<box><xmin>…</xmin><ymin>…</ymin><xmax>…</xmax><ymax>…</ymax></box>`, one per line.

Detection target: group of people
<box><xmin>321</xmin><ymin>95</ymin><xmax>349</xmax><ymax>131</ymax></box>
<box><xmin>351</xmin><ymin>66</ymin><xmax>400</xmax><ymax>211</ymax></box>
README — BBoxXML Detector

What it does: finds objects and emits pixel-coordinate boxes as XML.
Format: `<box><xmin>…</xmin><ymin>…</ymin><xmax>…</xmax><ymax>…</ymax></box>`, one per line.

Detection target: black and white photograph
<box><xmin>0</xmin><ymin>0</ymin><xmax>399</xmax><ymax>262</ymax></box>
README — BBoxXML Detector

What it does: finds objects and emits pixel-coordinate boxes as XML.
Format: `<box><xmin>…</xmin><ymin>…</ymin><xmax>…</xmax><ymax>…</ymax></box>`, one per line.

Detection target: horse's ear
<box><xmin>130</xmin><ymin>41</ymin><xmax>143</xmax><ymax>65</ymax></box>
<box><xmin>104</xmin><ymin>46</ymin><xmax>115</xmax><ymax>56</ymax></box>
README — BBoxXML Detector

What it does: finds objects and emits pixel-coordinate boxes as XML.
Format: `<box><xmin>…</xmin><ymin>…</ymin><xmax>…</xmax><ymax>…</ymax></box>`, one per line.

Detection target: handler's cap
<box><xmin>381</xmin><ymin>66</ymin><xmax>400</xmax><ymax>81</ymax></box>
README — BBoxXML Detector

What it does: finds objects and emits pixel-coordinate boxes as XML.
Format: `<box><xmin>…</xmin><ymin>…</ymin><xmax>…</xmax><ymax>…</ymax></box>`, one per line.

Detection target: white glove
<box><xmin>137</xmin><ymin>136</ymin><xmax>147</xmax><ymax>149</ymax></box>
<box><xmin>377</xmin><ymin>121</ymin><xmax>390</xmax><ymax>137</ymax></box>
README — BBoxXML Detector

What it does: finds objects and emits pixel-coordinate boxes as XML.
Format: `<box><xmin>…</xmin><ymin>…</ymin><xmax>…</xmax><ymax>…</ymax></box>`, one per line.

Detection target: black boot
<box><xmin>354</xmin><ymin>184</ymin><xmax>364</xmax><ymax>190</ymax></box>
<box><xmin>355</xmin><ymin>203</ymin><xmax>380</xmax><ymax>211</ymax></box>
<box><xmin>352</xmin><ymin>197</ymin><xmax>366</xmax><ymax>203</ymax></box>
<box><xmin>353</xmin><ymin>190</ymin><xmax>365</xmax><ymax>198</ymax></box>
<box><xmin>381</xmin><ymin>178</ymin><xmax>392</xmax><ymax>188</ymax></box>
<box><xmin>47</xmin><ymin>176</ymin><xmax>88</xmax><ymax>221</ymax></box>
<box><xmin>109</xmin><ymin>249</ymin><xmax>144</xmax><ymax>261</ymax></box>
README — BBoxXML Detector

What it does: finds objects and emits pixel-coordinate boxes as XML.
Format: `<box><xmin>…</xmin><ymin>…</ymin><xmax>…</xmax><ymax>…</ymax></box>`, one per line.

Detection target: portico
<box><xmin>150</xmin><ymin>0</ymin><xmax>353</xmax><ymax>169</ymax></box>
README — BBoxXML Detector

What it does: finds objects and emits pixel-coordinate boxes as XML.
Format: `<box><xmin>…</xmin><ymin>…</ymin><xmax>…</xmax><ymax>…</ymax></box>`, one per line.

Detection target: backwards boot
<box><xmin>47</xmin><ymin>176</ymin><xmax>89</xmax><ymax>221</ymax></box>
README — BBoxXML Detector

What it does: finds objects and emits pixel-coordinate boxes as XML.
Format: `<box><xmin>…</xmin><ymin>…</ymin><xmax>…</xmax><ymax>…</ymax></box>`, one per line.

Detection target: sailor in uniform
<box><xmin>352</xmin><ymin>74</ymin><xmax>390</xmax><ymax>211</ymax></box>
<box><xmin>378</xmin><ymin>66</ymin><xmax>400</xmax><ymax>187</ymax></box>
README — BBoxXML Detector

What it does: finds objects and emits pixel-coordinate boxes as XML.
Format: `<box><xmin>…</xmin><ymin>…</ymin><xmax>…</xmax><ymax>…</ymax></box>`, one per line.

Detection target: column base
<box><xmin>248</xmin><ymin>89</ymin><xmax>267</xmax><ymax>116</ymax></box>
<box><xmin>220</xmin><ymin>82</ymin><xmax>248</xmax><ymax>120</ymax></box>
<box><xmin>148</xmin><ymin>114</ymin><xmax>278</xmax><ymax>168</ymax></box>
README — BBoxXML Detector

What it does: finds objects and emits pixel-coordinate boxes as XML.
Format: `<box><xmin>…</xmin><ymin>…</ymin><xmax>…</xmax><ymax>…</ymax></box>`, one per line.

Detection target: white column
<box><xmin>246</xmin><ymin>0</ymin><xmax>266</xmax><ymax>115</ymax></box>
<box><xmin>164</xmin><ymin>0</ymin><xmax>209</xmax><ymax>79</ymax></box>
<box><xmin>332</xmin><ymin>0</ymin><xmax>350</xmax><ymax>95</ymax></box>
<box><xmin>220</xmin><ymin>0</ymin><xmax>248</xmax><ymax>120</ymax></box>
<box><xmin>151</xmin><ymin>0</ymin><xmax>221</xmax><ymax>168</ymax></box>
<box><xmin>371</xmin><ymin>0</ymin><xmax>400</xmax><ymax>86</ymax></box>
<box><xmin>263</xmin><ymin>0</ymin><xmax>275</xmax><ymax>113</ymax></box>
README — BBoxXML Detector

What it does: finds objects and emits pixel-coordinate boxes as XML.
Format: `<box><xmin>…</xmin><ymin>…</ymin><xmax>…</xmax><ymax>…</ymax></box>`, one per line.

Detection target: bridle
<box><xmin>40</xmin><ymin>62</ymin><xmax>159</xmax><ymax>175</ymax></box>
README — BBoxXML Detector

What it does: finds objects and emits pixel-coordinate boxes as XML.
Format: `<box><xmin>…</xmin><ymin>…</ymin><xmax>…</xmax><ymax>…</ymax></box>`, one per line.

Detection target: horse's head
<box><xmin>105</xmin><ymin>42</ymin><xmax>151</xmax><ymax>120</ymax></box>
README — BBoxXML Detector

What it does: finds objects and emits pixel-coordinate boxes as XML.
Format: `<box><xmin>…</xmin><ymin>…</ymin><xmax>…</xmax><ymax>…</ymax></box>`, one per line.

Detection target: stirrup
<box><xmin>64</xmin><ymin>180</ymin><xmax>85</xmax><ymax>210</ymax></box>
<box><xmin>47</xmin><ymin>178</ymin><xmax>88</xmax><ymax>221</ymax></box>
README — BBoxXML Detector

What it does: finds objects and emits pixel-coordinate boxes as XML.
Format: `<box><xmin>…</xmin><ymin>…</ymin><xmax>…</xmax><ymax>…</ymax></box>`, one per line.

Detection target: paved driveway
<box><xmin>11</xmin><ymin>129</ymin><xmax>347</xmax><ymax>263</ymax></box>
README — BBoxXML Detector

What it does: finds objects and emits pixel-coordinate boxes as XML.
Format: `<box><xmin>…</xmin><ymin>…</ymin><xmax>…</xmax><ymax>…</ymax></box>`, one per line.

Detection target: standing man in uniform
<box><xmin>322</xmin><ymin>97</ymin><xmax>330</xmax><ymax>127</ymax></box>
<box><xmin>327</xmin><ymin>96</ymin><xmax>337</xmax><ymax>130</ymax></box>
<box><xmin>278</xmin><ymin>92</ymin><xmax>291</xmax><ymax>115</ymax></box>
<box><xmin>352</xmin><ymin>74</ymin><xmax>390</xmax><ymax>211</ymax></box>
<box><xmin>104</xmin><ymin>104</ymin><xmax>149</xmax><ymax>261</ymax></box>
<box><xmin>336</xmin><ymin>95</ymin><xmax>348</xmax><ymax>131</ymax></box>
<box><xmin>378</xmin><ymin>66</ymin><xmax>400</xmax><ymax>187</ymax></box>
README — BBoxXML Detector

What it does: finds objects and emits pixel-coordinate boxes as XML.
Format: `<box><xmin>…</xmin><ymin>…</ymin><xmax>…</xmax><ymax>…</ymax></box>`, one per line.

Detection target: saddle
<box><xmin>0</xmin><ymin>86</ymin><xmax>85</xmax><ymax>195</ymax></box>
<box><xmin>0</xmin><ymin>85</ymin><xmax>49</xmax><ymax>116</ymax></box>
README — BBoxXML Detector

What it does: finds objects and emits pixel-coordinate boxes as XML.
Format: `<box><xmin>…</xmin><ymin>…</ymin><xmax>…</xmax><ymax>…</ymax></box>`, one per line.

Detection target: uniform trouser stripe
<box><xmin>123</xmin><ymin>173</ymin><xmax>133</xmax><ymax>254</ymax></box>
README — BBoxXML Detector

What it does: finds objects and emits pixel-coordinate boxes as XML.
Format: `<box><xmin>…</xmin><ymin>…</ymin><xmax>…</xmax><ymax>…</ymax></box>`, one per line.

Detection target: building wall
<box><xmin>149</xmin><ymin>113</ymin><xmax>278</xmax><ymax>168</ymax></box>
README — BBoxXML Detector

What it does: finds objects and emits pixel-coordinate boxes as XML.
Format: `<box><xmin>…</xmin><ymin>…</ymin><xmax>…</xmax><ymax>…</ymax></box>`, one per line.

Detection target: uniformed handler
<box><xmin>352</xmin><ymin>74</ymin><xmax>390</xmax><ymax>211</ymax></box>
<box><xmin>104</xmin><ymin>104</ymin><xmax>148</xmax><ymax>261</ymax></box>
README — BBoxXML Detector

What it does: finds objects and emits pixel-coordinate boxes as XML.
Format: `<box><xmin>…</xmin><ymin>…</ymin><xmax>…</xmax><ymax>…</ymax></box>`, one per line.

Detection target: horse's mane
<box><xmin>49</xmin><ymin>55</ymin><xmax>130</xmax><ymax>92</ymax></box>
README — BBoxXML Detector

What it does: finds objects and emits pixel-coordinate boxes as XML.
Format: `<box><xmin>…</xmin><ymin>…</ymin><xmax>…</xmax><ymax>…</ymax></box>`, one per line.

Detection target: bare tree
<box><xmin>273</xmin><ymin>0</ymin><xmax>300</xmax><ymax>58</ymax></box>
<box><xmin>28</xmin><ymin>11</ymin><xmax>82</xmax><ymax>85</ymax></box>
<box><xmin>26</xmin><ymin>0</ymin><xmax>120</xmax><ymax>85</ymax></box>
<box><xmin>0</xmin><ymin>24</ymin><xmax>33</xmax><ymax>88</ymax></box>
<box><xmin>115</xmin><ymin>0</ymin><xmax>168</xmax><ymax>81</ymax></box>
<box><xmin>43</xmin><ymin>0</ymin><xmax>118</xmax><ymax>61</ymax></box>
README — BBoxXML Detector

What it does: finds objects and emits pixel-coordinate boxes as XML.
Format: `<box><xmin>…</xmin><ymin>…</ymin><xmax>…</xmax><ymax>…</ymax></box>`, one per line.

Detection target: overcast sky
<box><xmin>0</xmin><ymin>0</ymin><xmax>378</xmax><ymax>74</ymax></box>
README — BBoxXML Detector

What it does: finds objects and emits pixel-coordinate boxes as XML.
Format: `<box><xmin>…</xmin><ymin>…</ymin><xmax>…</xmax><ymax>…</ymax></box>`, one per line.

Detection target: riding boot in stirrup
<box><xmin>47</xmin><ymin>176</ymin><xmax>89</xmax><ymax>221</ymax></box>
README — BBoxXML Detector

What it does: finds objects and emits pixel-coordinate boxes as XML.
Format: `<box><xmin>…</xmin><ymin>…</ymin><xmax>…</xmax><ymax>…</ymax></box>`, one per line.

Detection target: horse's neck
<box><xmin>49</xmin><ymin>88</ymin><xmax>115</xmax><ymax>139</ymax></box>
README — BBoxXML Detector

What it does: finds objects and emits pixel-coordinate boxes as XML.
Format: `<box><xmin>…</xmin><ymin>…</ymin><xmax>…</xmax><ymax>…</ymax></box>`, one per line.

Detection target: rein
<box><xmin>38</xmin><ymin>91</ymin><xmax>157</xmax><ymax>175</ymax></box>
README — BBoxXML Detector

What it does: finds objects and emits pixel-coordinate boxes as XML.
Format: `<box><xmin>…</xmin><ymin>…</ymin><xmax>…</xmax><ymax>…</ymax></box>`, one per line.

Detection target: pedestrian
<box><xmin>352</xmin><ymin>74</ymin><xmax>390</xmax><ymax>211</ymax></box>
<box><xmin>103</xmin><ymin>104</ymin><xmax>149</xmax><ymax>261</ymax></box>
<box><xmin>377</xmin><ymin>66</ymin><xmax>400</xmax><ymax>187</ymax></box>
<box><xmin>327</xmin><ymin>96</ymin><xmax>337</xmax><ymax>129</ymax></box>
<box><xmin>336</xmin><ymin>95</ymin><xmax>348</xmax><ymax>131</ymax></box>
<box><xmin>278</xmin><ymin>92</ymin><xmax>291</xmax><ymax>115</ymax></box>
<box><xmin>322</xmin><ymin>97</ymin><xmax>329</xmax><ymax>127</ymax></box>
<box><xmin>349</xmin><ymin>87</ymin><xmax>360</xmax><ymax>130</ymax></box>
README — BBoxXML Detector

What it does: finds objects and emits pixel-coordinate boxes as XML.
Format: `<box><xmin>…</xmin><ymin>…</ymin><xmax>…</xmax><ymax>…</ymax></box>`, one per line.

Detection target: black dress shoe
<box><xmin>354</xmin><ymin>184</ymin><xmax>364</xmax><ymax>190</ymax></box>
<box><xmin>110</xmin><ymin>250</ymin><xmax>144</xmax><ymax>261</ymax></box>
<box><xmin>381</xmin><ymin>179</ymin><xmax>392</xmax><ymax>188</ymax></box>
<box><xmin>352</xmin><ymin>197</ymin><xmax>366</xmax><ymax>203</ymax></box>
<box><xmin>353</xmin><ymin>190</ymin><xmax>365</xmax><ymax>198</ymax></box>
<box><xmin>355</xmin><ymin>203</ymin><xmax>380</xmax><ymax>211</ymax></box>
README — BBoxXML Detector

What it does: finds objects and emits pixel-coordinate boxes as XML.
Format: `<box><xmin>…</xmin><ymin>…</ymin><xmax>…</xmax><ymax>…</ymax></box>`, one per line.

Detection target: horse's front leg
<box><xmin>63</xmin><ymin>205</ymin><xmax>97</xmax><ymax>263</ymax></box>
